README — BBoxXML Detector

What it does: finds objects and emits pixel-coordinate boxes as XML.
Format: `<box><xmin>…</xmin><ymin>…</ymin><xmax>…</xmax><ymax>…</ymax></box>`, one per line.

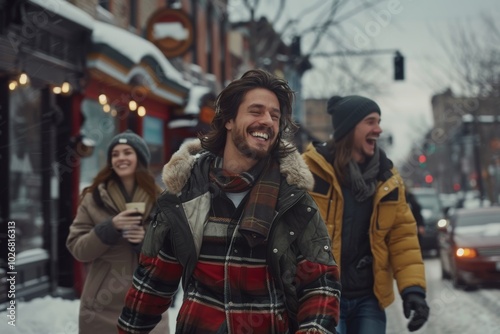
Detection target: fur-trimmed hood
<box><xmin>162</xmin><ymin>139</ymin><xmax>314</xmax><ymax>194</ymax></box>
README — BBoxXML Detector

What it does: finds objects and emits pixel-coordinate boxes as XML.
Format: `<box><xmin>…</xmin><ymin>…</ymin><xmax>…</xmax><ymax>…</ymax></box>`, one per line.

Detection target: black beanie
<box><xmin>327</xmin><ymin>95</ymin><xmax>381</xmax><ymax>141</ymax></box>
<box><xmin>107</xmin><ymin>130</ymin><xmax>151</xmax><ymax>167</ymax></box>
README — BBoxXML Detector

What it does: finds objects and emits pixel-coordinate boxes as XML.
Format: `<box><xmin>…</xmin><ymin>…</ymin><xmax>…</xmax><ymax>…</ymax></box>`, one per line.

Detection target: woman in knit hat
<box><xmin>66</xmin><ymin>130</ymin><xmax>169</xmax><ymax>334</ymax></box>
<box><xmin>302</xmin><ymin>95</ymin><xmax>430</xmax><ymax>334</ymax></box>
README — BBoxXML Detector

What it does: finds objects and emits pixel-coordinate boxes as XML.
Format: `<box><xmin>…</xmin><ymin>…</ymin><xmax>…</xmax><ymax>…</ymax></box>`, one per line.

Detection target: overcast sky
<box><xmin>230</xmin><ymin>0</ymin><xmax>500</xmax><ymax>165</ymax></box>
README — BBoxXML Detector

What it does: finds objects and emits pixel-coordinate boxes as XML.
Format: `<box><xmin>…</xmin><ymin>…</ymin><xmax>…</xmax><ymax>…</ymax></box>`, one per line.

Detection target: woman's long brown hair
<box><xmin>80</xmin><ymin>162</ymin><xmax>159</xmax><ymax>204</ymax></box>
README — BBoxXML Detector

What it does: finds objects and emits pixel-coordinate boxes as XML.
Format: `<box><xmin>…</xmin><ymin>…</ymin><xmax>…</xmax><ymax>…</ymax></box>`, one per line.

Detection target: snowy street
<box><xmin>2</xmin><ymin>258</ymin><xmax>500</xmax><ymax>333</ymax></box>
<box><xmin>386</xmin><ymin>258</ymin><xmax>500</xmax><ymax>333</ymax></box>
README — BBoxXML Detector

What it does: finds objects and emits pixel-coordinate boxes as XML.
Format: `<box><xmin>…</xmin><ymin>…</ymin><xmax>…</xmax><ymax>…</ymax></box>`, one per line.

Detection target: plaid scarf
<box><xmin>209</xmin><ymin>156</ymin><xmax>281</xmax><ymax>247</ymax></box>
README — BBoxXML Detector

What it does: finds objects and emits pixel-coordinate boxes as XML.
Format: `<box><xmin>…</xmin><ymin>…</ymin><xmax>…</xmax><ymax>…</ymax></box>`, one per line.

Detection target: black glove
<box><xmin>403</xmin><ymin>293</ymin><xmax>429</xmax><ymax>332</ymax></box>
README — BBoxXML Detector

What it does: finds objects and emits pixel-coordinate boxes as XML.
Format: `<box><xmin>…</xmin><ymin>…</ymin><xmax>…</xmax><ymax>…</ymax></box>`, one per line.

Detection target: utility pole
<box><xmin>472</xmin><ymin>115</ymin><xmax>485</xmax><ymax>206</ymax></box>
<box><xmin>461</xmin><ymin>114</ymin><xmax>500</xmax><ymax>206</ymax></box>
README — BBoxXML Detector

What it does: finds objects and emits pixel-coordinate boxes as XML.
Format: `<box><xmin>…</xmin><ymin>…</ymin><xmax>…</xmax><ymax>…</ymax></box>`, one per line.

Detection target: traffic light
<box><xmin>425</xmin><ymin>174</ymin><xmax>433</xmax><ymax>184</ymax></box>
<box><xmin>394</xmin><ymin>51</ymin><xmax>404</xmax><ymax>80</ymax></box>
<box><xmin>291</xmin><ymin>36</ymin><xmax>301</xmax><ymax>56</ymax></box>
<box><xmin>418</xmin><ymin>154</ymin><xmax>427</xmax><ymax>168</ymax></box>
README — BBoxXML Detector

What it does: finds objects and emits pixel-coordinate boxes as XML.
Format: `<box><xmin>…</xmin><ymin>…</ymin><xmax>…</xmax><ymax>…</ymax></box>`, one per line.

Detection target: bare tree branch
<box><xmin>270</xmin><ymin>0</ymin><xmax>286</xmax><ymax>24</ymax></box>
<box><xmin>429</xmin><ymin>12</ymin><xmax>500</xmax><ymax>97</ymax></box>
<box><xmin>228</xmin><ymin>0</ymin><xmax>395</xmax><ymax>96</ymax></box>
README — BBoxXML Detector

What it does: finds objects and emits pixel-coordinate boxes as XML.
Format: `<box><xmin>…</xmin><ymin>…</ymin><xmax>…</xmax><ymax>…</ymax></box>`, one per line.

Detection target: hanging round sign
<box><xmin>146</xmin><ymin>8</ymin><xmax>194</xmax><ymax>58</ymax></box>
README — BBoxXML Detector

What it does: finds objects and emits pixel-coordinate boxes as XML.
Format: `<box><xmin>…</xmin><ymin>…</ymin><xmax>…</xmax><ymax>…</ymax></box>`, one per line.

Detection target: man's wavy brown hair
<box><xmin>200</xmin><ymin>69</ymin><xmax>299</xmax><ymax>158</ymax></box>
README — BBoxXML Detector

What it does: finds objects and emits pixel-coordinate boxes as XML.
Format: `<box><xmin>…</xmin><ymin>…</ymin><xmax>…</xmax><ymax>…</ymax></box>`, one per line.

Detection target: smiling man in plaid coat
<box><xmin>118</xmin><ymin>69</ymin><xmax>341</xmax><ymax>333</ymax></box>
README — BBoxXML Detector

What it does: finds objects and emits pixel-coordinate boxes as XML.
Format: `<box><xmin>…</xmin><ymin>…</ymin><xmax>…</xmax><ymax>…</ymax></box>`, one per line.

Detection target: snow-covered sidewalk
<box><xmin>1</xmin><ymin>296</ymin><xmax>79</xmax><ymax>334</ymax></box>
<box><xmin>0</xmin><ymin>291</ymin><xmax>182</xmax><ymax>334</ymax></box>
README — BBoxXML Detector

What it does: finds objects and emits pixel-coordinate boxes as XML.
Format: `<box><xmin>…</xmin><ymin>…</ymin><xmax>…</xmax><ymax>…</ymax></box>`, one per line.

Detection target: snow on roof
<box><xmin>29</xmin><ymin>0</ymin><xmax>94</xmax><ymax>30</ymax></box>
<box><xmin>153</xmin><ymin>22</ymin><xmax>189</xmax><ymax>40</ymax></box>
<box><xmin>92</xmin><ymin>20</ymin><xmax>191</xmax><ymax>89</ymax></box>
<box><xmin>168</xmin><ymin>119</ymin><xmax>198</xmax><ymax>129</ymax></box>
<box><xmin>184</xmin><ymin>85</ymin><xmax>212</xmax><ymax>115</ymax></box>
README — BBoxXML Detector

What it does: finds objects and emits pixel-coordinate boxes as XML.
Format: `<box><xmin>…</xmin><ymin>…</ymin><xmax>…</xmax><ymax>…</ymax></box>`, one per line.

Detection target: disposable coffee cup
<box><xmin>124</xmin><ymin>202</ymin><xmax>145</xmax><ymax>231</ymax></box>
<box><xmin>125</xmin><ymin>202</ymin><xmax>145</xmax><ymax>214</ymax></box>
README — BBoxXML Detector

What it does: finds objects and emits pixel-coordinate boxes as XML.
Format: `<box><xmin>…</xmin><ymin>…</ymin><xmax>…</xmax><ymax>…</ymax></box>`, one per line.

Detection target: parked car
<box><xmin>438</xmin><ymin>206</ymin><xmax>500</xmax><ymax>289</ymax></box>
<box><xmin>411</xmin><ymin>188</ymin><xmax>446</xmax><ymax>256</ymax></box>
<box><xmin>439</xmin><ymin>192</ymin><xmax>459</xmax><ymax>210</ymax></box>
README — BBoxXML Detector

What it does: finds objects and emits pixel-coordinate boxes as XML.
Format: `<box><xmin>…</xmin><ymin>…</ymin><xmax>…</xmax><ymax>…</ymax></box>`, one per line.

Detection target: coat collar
<box><xmin>309</xmin><ymin>141</ymin><xmax>394</xmax><ymax>182</ymax></box>
<box><xmin>162</xmin><ymin>139</ymin><xmax>314</xmax><ymax>195</ymax></box>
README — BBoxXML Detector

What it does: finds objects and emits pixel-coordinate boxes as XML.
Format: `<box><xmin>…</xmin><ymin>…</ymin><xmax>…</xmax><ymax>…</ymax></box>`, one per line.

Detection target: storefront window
<box><xmin>143</xmin><ymin>115</ymin><xmax>164</xmax><ymax>186</ymax></box>
<box><xmin>9</xmin><ymin>87</ymin><xmax>43</xmax><ymax>253</ymax></box>
<box><xmin>79</xmin><ymin>99</ymin><xmax>118</xmax><ymax>191</ymax></box>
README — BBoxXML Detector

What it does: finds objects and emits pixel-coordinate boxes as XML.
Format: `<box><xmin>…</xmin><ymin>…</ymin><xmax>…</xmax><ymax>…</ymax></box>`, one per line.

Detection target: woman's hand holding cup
<box><xmin>121</xmin><ymin>222</ymin><xmax>145</xmax><ymax>244</ymax></box>
<box><xmin>112</xmin><ymin>202</ymin><xmax>146</xmax><ymax>243</ymax></box>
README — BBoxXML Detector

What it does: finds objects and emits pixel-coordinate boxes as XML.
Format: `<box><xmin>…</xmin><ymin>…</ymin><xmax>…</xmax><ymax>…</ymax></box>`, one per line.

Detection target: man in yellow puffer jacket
<box><xmin>302</xmin><ymin>95</ymin><xmax>429</xmax><ymax>334</ymax></box>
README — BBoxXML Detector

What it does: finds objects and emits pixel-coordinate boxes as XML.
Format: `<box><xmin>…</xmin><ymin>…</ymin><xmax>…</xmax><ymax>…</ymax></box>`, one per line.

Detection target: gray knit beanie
<box><xmin>327</xmin><ymin>95</ymin><xmax>381</xmax><ymax>141</ymax></box>
<box><xmin>107</xmin><ymin>130</ymin><xmax>150</xmax><ymax>167</ymax></box>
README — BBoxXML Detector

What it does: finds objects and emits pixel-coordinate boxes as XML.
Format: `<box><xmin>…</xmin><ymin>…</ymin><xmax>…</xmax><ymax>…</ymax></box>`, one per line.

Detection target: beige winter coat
<box><xmin>66</xmin><ymin>183</ymin><xmax>169</xmax><ymax>334</ymax></box>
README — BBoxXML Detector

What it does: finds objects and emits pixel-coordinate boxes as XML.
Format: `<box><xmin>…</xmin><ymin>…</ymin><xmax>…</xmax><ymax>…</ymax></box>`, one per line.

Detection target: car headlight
<box><xmin>437</xmin><ymin>219</ymin><xmax>448</xmax><ymax>228</ymax></box>
<box><xmin>455</xmin><ymin>247</ymin><xmax>477</xmax><ymax>258</ymax></box>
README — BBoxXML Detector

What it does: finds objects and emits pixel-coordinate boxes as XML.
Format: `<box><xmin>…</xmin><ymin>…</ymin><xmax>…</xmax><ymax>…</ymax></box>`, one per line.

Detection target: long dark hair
<box><xmin>200</xmin><ymin>69</ymin><xmax>299</xmax><ymax>158</ymax></box>
<box><xmin>326</xmin><ymin>130</ymin><xmax>355</xmax><ymax>184</ymax></box>
<box><xmin>80</xmin><ymin>161</ymin><xmax>159</xmax><ymax>204</ymax></box>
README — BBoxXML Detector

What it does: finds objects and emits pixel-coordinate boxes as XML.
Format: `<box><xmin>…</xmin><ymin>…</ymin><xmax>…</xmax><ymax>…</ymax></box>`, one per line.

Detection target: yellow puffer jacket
<box><xmin>302</xmin><ymin>143</ymin><xmax>426</xmax><ymax>308</ymax></box>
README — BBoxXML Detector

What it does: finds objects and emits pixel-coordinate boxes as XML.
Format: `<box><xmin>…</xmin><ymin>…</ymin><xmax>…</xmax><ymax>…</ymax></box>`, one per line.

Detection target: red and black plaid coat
<box><xmin>118</xmin><ymin>140</ymin><xmax>341</xmax><ymax>333</ymax></box>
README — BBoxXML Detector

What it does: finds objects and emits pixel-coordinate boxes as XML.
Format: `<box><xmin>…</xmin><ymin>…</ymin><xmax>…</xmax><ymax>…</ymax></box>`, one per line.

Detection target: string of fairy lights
<box><xmin>8</xmin><ymin>71</ymin><xmax>147</xmax><ymax>118</ymax></box>
<box><xmin>8</xmin><ymin>71</ymin><xmax>73</xmax><ymax>95</ymax></box>
<box><xmin>97</xmin><ymin>92</ymin><xmax>147</xmax><ymax>117</ymax></box>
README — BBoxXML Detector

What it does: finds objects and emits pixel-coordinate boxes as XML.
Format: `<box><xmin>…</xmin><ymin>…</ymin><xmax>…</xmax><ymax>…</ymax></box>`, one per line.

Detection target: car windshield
<box><xmin>414</xmin><ymin>194</ymin><xmax>441</xmax><ymax>213</ymax></box>
<box><xmin>456</xmin><ymin>212</ymin><xmax>500</xmax><ymax>227</ymax></box>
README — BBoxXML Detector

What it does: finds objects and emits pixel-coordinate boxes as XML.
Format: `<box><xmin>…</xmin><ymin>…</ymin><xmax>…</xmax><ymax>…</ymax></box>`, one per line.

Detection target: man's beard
<box><xmin>231</xmin><ymin>126</ymin><xmax>275</xmax><ymax>160</ymax></box>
